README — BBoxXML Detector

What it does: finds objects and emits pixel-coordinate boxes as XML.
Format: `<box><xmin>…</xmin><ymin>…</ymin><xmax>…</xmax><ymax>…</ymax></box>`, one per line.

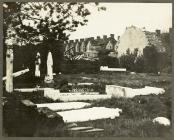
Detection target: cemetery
<box><xmin>2</xmin><ymin>2</ymin><xmax>172</xmax><ymax>137</ymax></box>
<box><xmin>2</xmin><ymin>49</ymin><xmax>172</xmax><ymax>137</ymax></box>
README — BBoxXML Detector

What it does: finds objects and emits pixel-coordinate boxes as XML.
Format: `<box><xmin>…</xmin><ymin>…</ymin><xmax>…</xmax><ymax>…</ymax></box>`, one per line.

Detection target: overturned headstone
<box><xmin>153</xmin><ymin>117</ymin><xmax>170</xmax><ymax>126</ymax></box>
<box><xmin>100</xmin><ymin>66</ymin><xmax>126</xmax><ymax>72</ymax></box>
<box><xmin>14</xmin><ymin>87</ymin><xmax>44</xmax><ymax>92</ymax></box>
<box><xmin>44</xmin><ymin>88</ymin><xmax>60</xmax><ymax>101</ymax></box>
<box><xmin>57</xmin><ymin>107</ymin><xmax>122</xmax><ymax>123</ymax></box>
<box><xmin>82</xmin><ymin>128</ymin><xmax>104</xmax><ymax>133</ymax></box>
<box><xmin>68</xmin><ymin>126</ymin><xmax>93</xmax><ymax>131</ymax></box>
<box><xmin>106</xmin><ymin>85</ymin><xmax>165</xmax><ymax>98</ymax></box>
<box><xmin>36</xmin><ymin>102</ymin><xmax>91</xmax><ymax>111</ymax></box>
<box><xmin>3</xmin><ymin>68</ymin><xmax>29</xmax><ymax>81</ymax></box>
<box><xmin>43</xmin><ymin>88</ymin><xmax>104</xmax><ymax>101</ymax></box>
<box><xmin>57</xmin><ymin>94</ymin><xmax>111</xmax><ymax>102</ymax></box>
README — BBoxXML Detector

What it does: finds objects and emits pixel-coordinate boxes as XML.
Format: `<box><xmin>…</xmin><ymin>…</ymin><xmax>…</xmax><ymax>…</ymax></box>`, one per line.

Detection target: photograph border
<box><xmin>0</xmin><ymin>0</ymin><xmax>173</xmax><ymax>139</ymax></box>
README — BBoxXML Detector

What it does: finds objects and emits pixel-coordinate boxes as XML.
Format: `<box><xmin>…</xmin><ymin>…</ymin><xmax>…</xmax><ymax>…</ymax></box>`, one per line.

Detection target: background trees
<box><xmin>3</xmin><ymin>2</ymin><xmax>106</xmax><ymax>75</ymax></box>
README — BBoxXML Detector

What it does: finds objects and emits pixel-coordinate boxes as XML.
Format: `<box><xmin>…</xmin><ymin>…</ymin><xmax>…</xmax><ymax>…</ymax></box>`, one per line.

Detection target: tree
<box><xmin>143</xmin><ymin>45</ymin><xmax>159</xmax><ymax>73</ymax></box>
<box><xmin>119</xmin><ymin>48</ymin><xmax>135</xmax><ymax>71</ymax></box>
<box><xmin>3</xmin><ymin>2</ymin><xmax>106</xmax><ymax>74</ymax></box>
<box><xmin>3</xmin><ymin>2</ymin><xmax>106</xmax><ymax>46</ymax></box>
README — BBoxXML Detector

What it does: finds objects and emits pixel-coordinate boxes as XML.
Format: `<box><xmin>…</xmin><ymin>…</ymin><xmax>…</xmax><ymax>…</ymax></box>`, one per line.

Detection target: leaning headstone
<box><xmin>35</xmin><ymin>52</ymin><xmax>41</xmax><ymax>77</ymax></box>
<box><xmin>44</xmin><ymin>51</ymin><xmax>54</xmax><ymax>83</ymax></box>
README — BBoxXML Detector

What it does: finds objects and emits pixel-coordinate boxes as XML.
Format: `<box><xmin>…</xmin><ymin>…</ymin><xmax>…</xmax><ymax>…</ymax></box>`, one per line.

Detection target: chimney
<box><xmin>80</xmin><ymin>38</ymin><xmax>84</xmax><ymax>42</ymax></box>
<box><xmin>85</xmin><ymin>38</ymin><xmax>89</xmax><ymax>41</ymax></box>
<box><xmin>117</xmin><ymin>36</ymin><xmax>120</xmax><ymax>40</ymax></box>
<box><xmin>97</xmin><ymin>36</ymin><xmax>100</xmax><ymax>40</ymax></box>
<box><xmin>103</xmin><ymin>35</ymin><xmax>107</xmax><ymax>40</ymax></box>
<box><xmin>110</xmin><ymin>34</ymin><xmax>114</xmax><ymax>39</ymax></box>
<box><xmin>169</xmin><ymin>28</ymin><xmax>172</xmax><ymax>33</ymax></box>
<box><xmin>156</xmin><ymin>29</ymin><xmax>161</xmax><ymax>36</ymax></box>
<box><xmin>90</xmin><ymin>37</ymin><xmax>94</xmax><ymax>41</ymax></box>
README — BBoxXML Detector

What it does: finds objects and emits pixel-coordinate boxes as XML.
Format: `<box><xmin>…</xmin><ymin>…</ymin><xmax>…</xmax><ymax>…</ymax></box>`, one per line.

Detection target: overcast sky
<box><xmin>68</xmin><ymin>3</ymin><xmax>172</xmax><ymax>40</ymax></box>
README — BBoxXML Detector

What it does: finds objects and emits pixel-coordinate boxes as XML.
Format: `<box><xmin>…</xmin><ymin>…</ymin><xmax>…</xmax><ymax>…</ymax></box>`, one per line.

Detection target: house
<box><xmin>117</xmin><ymin>26</ymin><xmax>167</xmax><ymax>57</ymax></box>
<box><xmin>64</xmin><ymin>34</ymin><xmax>118</xmax><ymax>60</ymax></box>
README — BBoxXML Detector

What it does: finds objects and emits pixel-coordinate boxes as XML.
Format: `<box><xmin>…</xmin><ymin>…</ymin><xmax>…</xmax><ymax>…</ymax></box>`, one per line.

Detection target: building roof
<box><xmin>65</xmin><ymin>34</ymin><xmax>117</xmax><ymax>50</ymax></box>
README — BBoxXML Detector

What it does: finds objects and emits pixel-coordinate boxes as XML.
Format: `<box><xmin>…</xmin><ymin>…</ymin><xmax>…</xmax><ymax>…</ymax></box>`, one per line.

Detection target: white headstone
<box><xmin>44</xmin><ymin>51</ymin><xmax>53</xmax><ymax>83</ymax></box>
<box><xmin>35</xmin><ymin>52</ymin><xmax>41</xmax><ymax>77</ymax></box>
<box><xmin>153</xmin><ymin>117</ymin><xmax>170</xmax><ymax>126</ymax></box>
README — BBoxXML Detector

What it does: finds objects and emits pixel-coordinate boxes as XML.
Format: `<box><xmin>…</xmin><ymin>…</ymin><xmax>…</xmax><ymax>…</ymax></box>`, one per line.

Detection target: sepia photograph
<box><xmin>2</xmin><ymin>1</ymin><xmax>173</xmax><ymax>137</ymax></box>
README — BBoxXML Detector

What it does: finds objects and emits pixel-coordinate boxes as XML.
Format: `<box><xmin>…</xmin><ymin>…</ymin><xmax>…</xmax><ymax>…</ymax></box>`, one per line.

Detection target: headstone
<box><xmin>35</xmin><ymin>52</ymin><xmax>41</xmax><ymax>77</ymax></box>
<box><xmin>152</xmin><ymin>117</ymin><xmax>170</xmax><ymax>126</ymax></box>
<box><xmin>82</xmin><ymin>128</ymin><xmax>104</xmax><ymax>132</ymax></box>
<box><xmin>57</xmin><ymin>107</ymin><xmax>122</xmax><ymax>123</ymax></box>
<box><xmin>44</xmin><ymin>51</ymin><xmax>54</xmax><ymax>83</ymax></box>
<box><xmin>6</xmin><ymin>47</ymin><xmax>13</xmax><ymax>93</ymax></box>
<box><xmin>68</xmin><ymin>126</ymin><xmax>93</xmax><ymax>131</ymax></box>
<box><xmin>36</xmin><ymin>102</ymin><xmax>91</xmax><ymax>111</ymax></box>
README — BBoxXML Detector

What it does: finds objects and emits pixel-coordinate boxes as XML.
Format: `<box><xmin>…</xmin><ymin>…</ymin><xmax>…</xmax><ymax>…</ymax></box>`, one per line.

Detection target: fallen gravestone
<box><xmin>36</xmin><ymin>102</ymin><xmax>91</xmax><ymax>111</ymax></box>
<box><xmin>43</xmin><ymin>88</ymin><xmax>103</xmax><ymax>101</ymax></box>
<box><xmin>152</xmin><ymin>117</ymin><xmax>170</xmax><ymax>126</ymax></box>
<box><xmin>68</xmin><ymin>126</ymin><xmax>93</xmax><ymax>131</ymax></box>
<box><xmin>57</xmin><ymin>107</ymin><xmax>122</xmax><ymax>123</ymax></box>
<box><xmin>106</xmin><ymin>85</ymin><xmax>165</xmax><ymax>98</ymax></box>
<box><xmin>81</xmin><ymin>128</ymin><xmax>104</xmax><ymax>132</ymax></box>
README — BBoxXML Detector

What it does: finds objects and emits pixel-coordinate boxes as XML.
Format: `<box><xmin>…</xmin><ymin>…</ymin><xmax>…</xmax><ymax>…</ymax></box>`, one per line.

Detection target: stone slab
<box><xmin>36</xmin><ymin>102</ymin><xmax>91</xmax><ymax>111</ymax></box>
<box><xmin>57</xmin><ymin>95</ymin><xmax>112</xmax><ymax>102</ymax></box>
<box><xmin>14</xmin><ymin>88</ymin><xmax>45</xmax><ymax>92</ymax></box>
<box><xmin>100</xmin><ymin>66</ymin><xmax>126</xmax><ymax>72</ymax></box>
<box><xmin>106</xmin><ymin>85</ymin><xmax>165</xmax><ymax>98</ymax></box>
<box><xmin>43</xmin><ymin>88</ymin><xmax>103</xmax><ymax>101</ymax></box>
<box><xmin>3</xmin><ymin>68</ymin><xmax>29</xmax><ymax>81</ymax></box>
<box><xmin>68</xmin><ymin>126</ymin><xmax>93</xmax><ymax>131</ymax></box>
<box><xmin>82</xmin><ymin>128</ymin><xmax>104</xmax><ymax>132</ymax></box>
<box><xmin>57</xmin><ymin>107</ymin><xmax>122</xmax><ymax>123</ymax></box>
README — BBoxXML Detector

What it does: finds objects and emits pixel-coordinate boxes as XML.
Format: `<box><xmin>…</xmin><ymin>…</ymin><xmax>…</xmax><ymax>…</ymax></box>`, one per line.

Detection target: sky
<box><xmin>68</xmin><ymin>3</ymin><xmax>172</xmax><ymax>40</ymax></box>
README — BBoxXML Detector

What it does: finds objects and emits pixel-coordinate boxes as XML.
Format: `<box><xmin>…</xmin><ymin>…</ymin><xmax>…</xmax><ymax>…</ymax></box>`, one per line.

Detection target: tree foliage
<box><xmin>3</xmin><ymin>2</ymin><xmax>106</xmax><ymax>46</ymax></box>
<box><xmin>3</xmin><ymin>2</ymin><xmax>106</xmax><ymax>74</ymax></box>
<box><xmin>119</xmin><ymin>48</ymin><xmax>140</xmax><ymax>71</ymax></box>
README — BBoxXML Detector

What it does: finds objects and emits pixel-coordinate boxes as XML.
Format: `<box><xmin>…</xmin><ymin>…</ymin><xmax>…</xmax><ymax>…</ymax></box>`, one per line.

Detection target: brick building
<box><xmin>64</xmin><ymin>34</ymin><xmax>118</xmax><ymax>60</ymax></box>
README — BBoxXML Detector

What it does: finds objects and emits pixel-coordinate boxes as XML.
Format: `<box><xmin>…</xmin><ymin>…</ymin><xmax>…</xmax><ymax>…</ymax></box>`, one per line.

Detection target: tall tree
<box><xmin>3</xmin><ymin>2</ymin><xmax>106</xmax><ymax>46</ymax></box>
<box><xmin>3</xmin><ymin>2</ymin><xmax>106</xmax><ymax>74</ymax></box>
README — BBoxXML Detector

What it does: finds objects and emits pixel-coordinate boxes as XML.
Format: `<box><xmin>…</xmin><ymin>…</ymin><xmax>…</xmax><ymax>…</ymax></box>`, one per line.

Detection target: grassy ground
<box><xmin>4</xmin><ymin>72</ymin><xmax>172</xmax><ymax>137</ymax></box>
<box><xmin>54</xmin><ymin>72</ymin><xmax>171</xmax><ymax>89</ymax></box>
<box><xmin>53</xmin><ymin>72</ymin><xmax>172</xmax><ymax>137</ymax></box>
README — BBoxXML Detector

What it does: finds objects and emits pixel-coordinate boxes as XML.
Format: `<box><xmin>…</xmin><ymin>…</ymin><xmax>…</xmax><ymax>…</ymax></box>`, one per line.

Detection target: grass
<box><xmin>3</xmin><ymin>72</ymin><xmax>172</xmax><ymax>137</ymax></box>
<box><xmin>54</xmin><ymin>72</ymin><xmax>171</xmax><ymax>89</ymax></box>
<box><xmin>52</xmin><ymin>72</ymin><xmax>172</xmax><ymax>137</ymax></box>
